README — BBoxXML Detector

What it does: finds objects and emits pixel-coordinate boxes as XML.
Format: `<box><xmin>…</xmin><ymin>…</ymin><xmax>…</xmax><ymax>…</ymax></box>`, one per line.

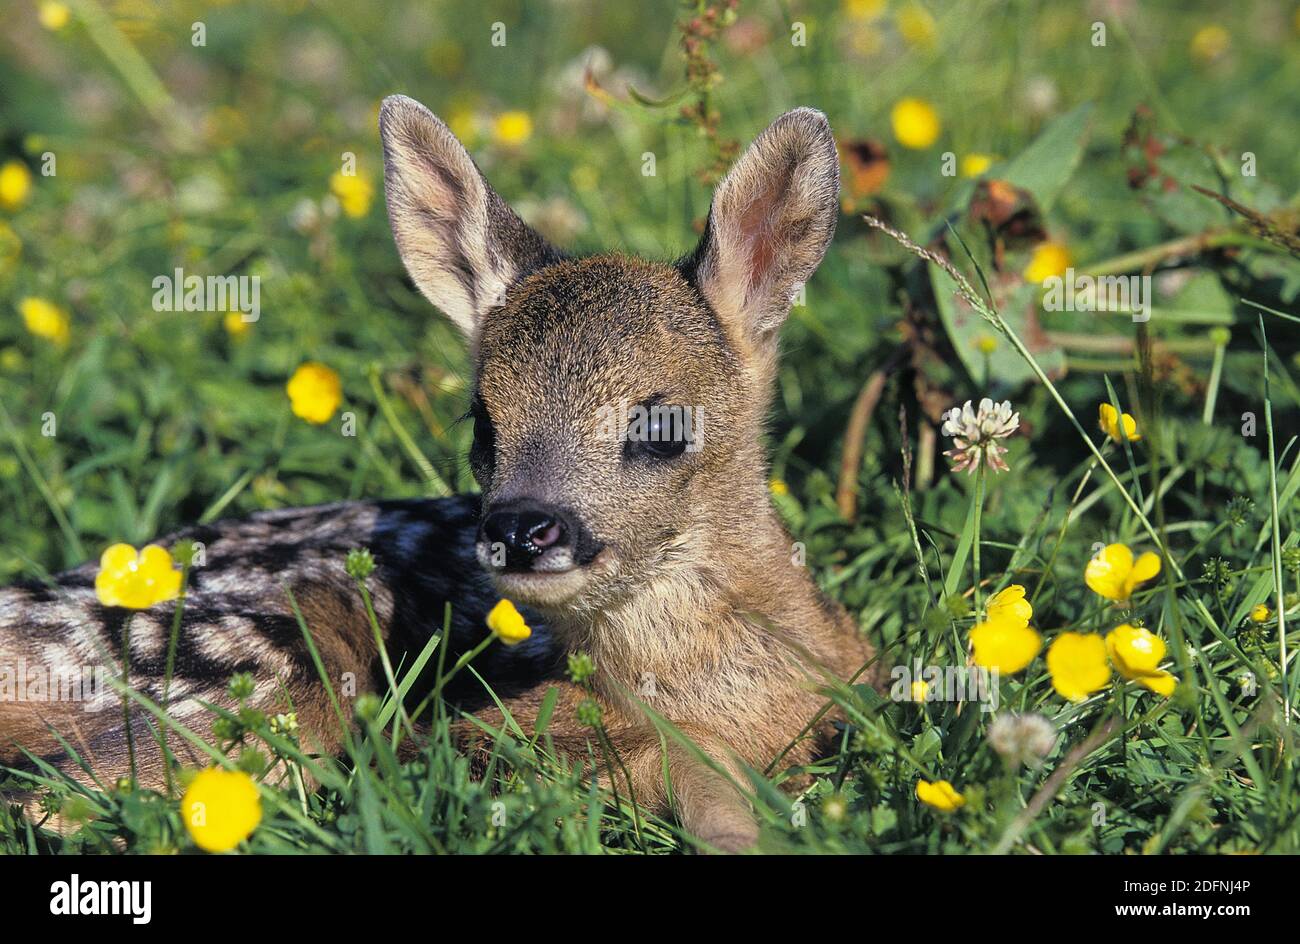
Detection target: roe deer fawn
<box><xmin>0</xmin><ymin>95</ymin><xmax>878</xmax><ymax>852</ymax></box>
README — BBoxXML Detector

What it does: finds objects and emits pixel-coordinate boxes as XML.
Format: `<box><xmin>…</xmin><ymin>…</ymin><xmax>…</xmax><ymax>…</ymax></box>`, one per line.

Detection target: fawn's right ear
<box><xmin>379</xmin><ymin>95</ymin><xmax>557</xmax><ymax>337</ymax></box>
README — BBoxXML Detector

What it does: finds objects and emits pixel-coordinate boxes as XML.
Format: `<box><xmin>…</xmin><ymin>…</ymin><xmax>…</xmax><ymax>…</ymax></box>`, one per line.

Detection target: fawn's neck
<box><xmin>551</xmin><ymin>494</ymin><xmax>850</xmax><ymax>714</ymax></box>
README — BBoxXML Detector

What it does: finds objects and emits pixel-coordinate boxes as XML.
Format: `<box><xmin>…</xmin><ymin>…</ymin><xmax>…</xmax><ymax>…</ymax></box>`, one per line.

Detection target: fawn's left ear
<box><xmin>686</xmin><ymin>108</ymin><xmax>840</xmax><ymax>345</ymax></box>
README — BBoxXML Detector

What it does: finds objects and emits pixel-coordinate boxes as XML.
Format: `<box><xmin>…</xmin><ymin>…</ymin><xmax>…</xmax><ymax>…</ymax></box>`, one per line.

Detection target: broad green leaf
<box><xmin>1001</xmin><ymin>103</ymin><xmax>1094</xmax><ymax>213</ymax></box>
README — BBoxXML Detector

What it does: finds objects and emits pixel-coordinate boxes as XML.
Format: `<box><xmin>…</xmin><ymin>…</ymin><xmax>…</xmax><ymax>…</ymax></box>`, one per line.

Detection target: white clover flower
<box><xmin>987</xmin><ymin>712</ymin><xmax>1057</xmax><ymax>769</ymax></box>
<box><xmin>941</xmin><ymin>398</ymin><xmax>1020</xmax><ymax>474</ymax></box>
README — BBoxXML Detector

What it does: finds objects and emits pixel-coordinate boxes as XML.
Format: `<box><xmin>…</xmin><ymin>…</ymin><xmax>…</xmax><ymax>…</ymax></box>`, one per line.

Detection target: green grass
<box><xmin>2</xmin><ymin>0</ymin><xmax>1300</xmax><ymax>853</ymax></box>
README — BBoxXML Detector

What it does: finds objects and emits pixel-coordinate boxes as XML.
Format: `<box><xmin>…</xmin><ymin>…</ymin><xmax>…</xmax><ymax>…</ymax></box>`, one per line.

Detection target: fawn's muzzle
<box><xmin>480</xmin><ymin>500</ymin><xmax>580</xmax><ymax>572</ymax></box>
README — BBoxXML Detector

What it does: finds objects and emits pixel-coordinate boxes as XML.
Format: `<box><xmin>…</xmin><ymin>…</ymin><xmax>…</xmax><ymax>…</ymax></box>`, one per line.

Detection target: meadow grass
<box><xmin>1</xmin><ymin>1</ymin><xmax>1299</xmax><ymax>853</ymax></box>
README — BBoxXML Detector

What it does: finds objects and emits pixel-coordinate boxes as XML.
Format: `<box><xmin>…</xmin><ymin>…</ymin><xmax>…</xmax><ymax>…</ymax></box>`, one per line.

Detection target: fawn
<box><xmin>0</xmin><ymin>95</ymin><xmax>878</xmax><ymax>852</ymax></box>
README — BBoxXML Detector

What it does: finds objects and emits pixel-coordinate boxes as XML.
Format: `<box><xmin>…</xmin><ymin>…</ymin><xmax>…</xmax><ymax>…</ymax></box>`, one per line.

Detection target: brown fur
<box><xmin>0</xmin><ymin>102</ymin><xmax>877</xmax><ymax>853</ymax></box>
<box><xmin>382</xmin><ymin>96</ymin><xmax>878</xmax><ymax>851</ymax></box>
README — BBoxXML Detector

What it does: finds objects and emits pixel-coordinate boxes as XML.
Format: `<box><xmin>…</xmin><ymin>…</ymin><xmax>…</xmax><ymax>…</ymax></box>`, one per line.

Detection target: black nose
<box><xmin>481</xmin><ymin>502</ymin><xmax>572</xmax><ymax>571</ymax></box>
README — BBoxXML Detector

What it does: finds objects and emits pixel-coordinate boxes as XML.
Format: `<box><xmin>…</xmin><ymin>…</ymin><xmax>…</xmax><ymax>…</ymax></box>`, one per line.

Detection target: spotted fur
<box><xmin>0</xmin><ymin>498</ymin><xmax>562</xmax><ymax>820</ymax></box>
<box><xmin>2</xmin><ymin>101</ymin><xmax>877</xmax><ymax>852</ymax></box>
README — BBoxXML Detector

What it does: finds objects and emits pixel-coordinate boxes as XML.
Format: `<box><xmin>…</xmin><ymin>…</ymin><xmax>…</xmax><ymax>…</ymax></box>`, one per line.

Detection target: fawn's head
<box><xmin>379</xmin><ymin>95</ymin><xmax>838</xmax><ymax>612</ymax></box>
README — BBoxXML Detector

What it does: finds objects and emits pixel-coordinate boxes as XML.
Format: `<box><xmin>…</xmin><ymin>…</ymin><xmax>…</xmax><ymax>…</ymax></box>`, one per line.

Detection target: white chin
<box><xmin>492</xmin><ymin>568</ymin><xmax>589</xmax><ymax>607</ymax></box>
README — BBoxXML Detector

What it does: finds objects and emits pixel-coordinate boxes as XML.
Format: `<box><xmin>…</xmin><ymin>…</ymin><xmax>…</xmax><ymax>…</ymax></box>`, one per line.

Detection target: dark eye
<box><xmin>624</xmin><ymin>402</ymin><xmax>694</xmax><ymax>462</ymax></box>
<box><xmin>469</xmin><ymin>400</ymin><xmax>496</xmax><ymax>481</ymax></box>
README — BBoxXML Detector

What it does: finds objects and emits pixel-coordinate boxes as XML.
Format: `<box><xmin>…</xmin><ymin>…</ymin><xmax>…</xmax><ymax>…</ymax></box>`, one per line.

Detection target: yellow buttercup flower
<box><xmin>19</xmin><ymin>296</ymin><xmax>70</xmax><ymax>346</ymax></box>
<box><xmin>1105</xmin><ymin>623</ymin><xmax>1177</xmax><ymax>697</ymax></box>
<box><xmin>1099</xmin><ymin>402</ymin><xmax>1140</xmax><ymax>443</ymax></box>
<box><xmin>895</xmin><ymin>3</ymin><xmax>936</xmax><ymax>49</ymax></box>
<box><xmin>0</xmin><ymin>160</ymin><xmax>33</xmax><ymax>211</ymax></box>
<box><xmin>985</xmin><ymin>584</ymin><xmax>1032</xmax><ymax>627</ymax></box>
<box><xmin>223</xmin><ymin>311</ymin><xmax>251</xmax><ymax>338</ymax></box>
<box><xmin>970</xmin><ymin>619</ymin><xmax>1041</xmax><ymax>674</ymax></box>
<box><xmin>1085</xmin><ymin>543</ymin><xmax>1161</xmax><ymax>602</ymax></box>
<box><xmin>493</xmin><ymin>111</ymin><xmax>533</xmax><ymax>147</ymax></box>
<box><xmin>1024</xmin><ymin>241</ymin><xmax>1071</xmax><ymax>284</ymax></box>
<box><xmin>94</xmin><ymin>543</ymin><xmax>182</xmax><ymax>609</ymax></box>
<box><xmin>843</xmin><ymin>0</ymin><xmax>885</xmax><ymax>21</ymax></box>
<box><xmin>916</xmin><ymin>779</ymin><xmax>965</xmax><ymax>812</ymax></box>
<box><xmin>961</xmin><ymin>153</ymin><xmax>995</xmax><ymax>178</ymax></box>
<box><xmin>182</xmin><ymin>767</ymin><xmax>262</xmax><ymax>853</ymax></box>
<box><xmin>329</xmin><ymin>170</ymin><xmax>374</xmax><ymax>218</ymax></box>
<box><xmin>487</xmin><ymin>598</ymin><xmax>532</xmax><ymax>646</ymax></box>
<box><xmin>970</xmin><ymin>584</ymin><xmax>1039</xmax><ymax>674</ymax></box>
<box><xmin>1190</xmin><ymin>25</ymin><xmax>1229</xmax><ymax>63</ymax></box>
<box><xmin>910</xmin><ymin>679</ymin><xmax>930</xmax><ymax>702</ymax></box>
<box><xmin>974</xmin><ymin>334</ymin><xmax>997</xmax><ymax>355</ymax></box>
<box><xmin>890</xmin><ymin>98</ymin><xmax>940</xmax><ymax>150</ymax></box>
<box><xmin>1249</xmin><ymin>604</ymin><xmax>1271</xmax><ymax>624</ymax></box>
<box><xmin>1047</xmin><ymin>632</ymin><xmax>1111</xmax><ymax>701</ymax></box>
<box><xmin>39</xmin><ymin>1</ymin><xmax>70</xmax><ymax>30</ymax></box>
<box><xmin>769</xmin><ymin>478</ymin><xmax>789</xmax><ymax>497</ymax></box>
<box><xmin>286</xmin><ymin>362</ymin><xmax>342</xmax><ymax>424</ymax></box>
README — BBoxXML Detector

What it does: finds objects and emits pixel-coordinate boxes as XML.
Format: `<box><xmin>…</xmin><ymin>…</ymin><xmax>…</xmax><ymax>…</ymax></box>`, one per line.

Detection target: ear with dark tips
<box><xmin>379</xmin><ymin>94</ymin><xmax>559</xmax><ymax>337</ymax></box>
<box><xmin>684</xmin><ymin>107</ymin><xmax>840</xmax><ymax>344</ymax></box>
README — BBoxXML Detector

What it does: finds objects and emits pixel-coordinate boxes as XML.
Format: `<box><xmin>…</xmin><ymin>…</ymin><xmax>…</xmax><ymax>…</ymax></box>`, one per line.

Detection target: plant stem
<box><xmin>972</xmin><ymin>462</ymin><xmax>986</xmax><ymax>616</ymax></box>
<box><xmin>1031</xmin><ymin>450</ymin><xmax>1101</xmax><ymax>606</ymax></box>
<box><xmin>1077</xmin><ymin>227</ymin><xmax>1249</xmax><ymax>278</ymax></box>
<box><xmin>1260</xmin><ymin>318</ymin><xmax>1290</xmax><ymax>721</ymax></box>
<box><xmin>121</xmin><ymin>613</ymin><xmax>136</xmax><ymax>788</ymax></box>
<box><xmin>1203</xmin><ymin>334</ymin><xmax>1227</xmax><ymax>425</ymax></box>
<box><xmin>368</xmin><ymin>364</ymin><xmax>451</xmax><ymax>497</ymax></box>
<box><xmin>836</xmin><ymin>367</ymin><xmax>891</xmax><ymax>518</ymax></box>
<box><xmin>354</xmin><ymin>576</ymin><xmax>414</xmax><ymax>740</ymax></box>
<box><xmin>432</xmin><ymin>635</ymin><xmax>497</xmax><ymax>700</ymax></box>
<box><xmin>160</xmin><ymin>552</ymin><xmax>194</xmax><ymax>795</ymax></box>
